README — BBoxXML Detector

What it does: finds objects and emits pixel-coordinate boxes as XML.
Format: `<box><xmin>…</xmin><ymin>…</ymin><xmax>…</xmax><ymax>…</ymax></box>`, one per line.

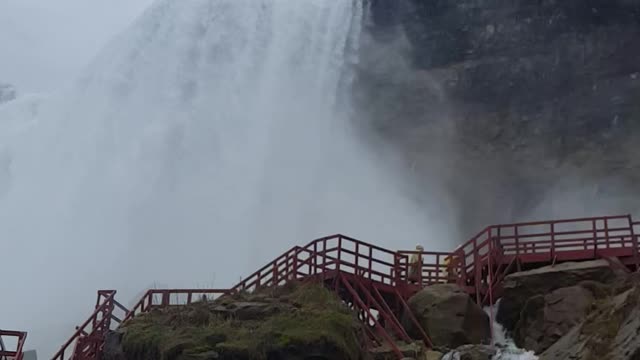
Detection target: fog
<box><xmin>0</xmin><ymin>0</ymin><xmax>154</xmax><ymax>92</ymax></box>
<box><xmin>0</xmin><ymin>0</ymin><xmax>454</xmax><ymax>356</ymax></box>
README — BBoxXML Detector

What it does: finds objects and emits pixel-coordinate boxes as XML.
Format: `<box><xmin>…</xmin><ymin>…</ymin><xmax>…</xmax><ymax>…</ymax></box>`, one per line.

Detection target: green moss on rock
<box><xmin>119</xmin><ymin>283</ymin><xmax>365</xmax><ymax>360</ymax></box>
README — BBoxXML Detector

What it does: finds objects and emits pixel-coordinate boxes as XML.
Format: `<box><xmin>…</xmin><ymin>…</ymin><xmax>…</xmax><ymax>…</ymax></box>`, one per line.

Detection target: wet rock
<box><xmin>497</xmin><ymin>259</ymin><xmax>620</xmax><ymax>331</ymax></box>
<box><xmin>514</xmin><ymin>284</ymin><xmax>596</xmax><ymax>353</ymax></box>
<box><xmin>102</xmin><ymin>329</ymin><xmax>126</xmax><ymax>360</ymax></box>
<box><xmin>442</xmin><ymin>344</ymin><xmax>495</xmax><ymax>360</ymax></box>
<box><xmin>359</xmin><ymin>0</ymin><xmax>640</xmax><ymax>237</ymax></box>
<box><xmin>541</xmin><ymin>286</ymin><xmax>640</xmax><ymax>360</ymax></box>
<box><xmin>404</xmin><ymin>284</ymin><xmax>490</xmax><ymax>348</ymax></box>
<box><xmin>425</xmin><ymin>350</ymin><xmax>444</xmax><ymax>360</ymax></box>
<box><xmin>370</xmin><ymin>342</ymin><xmax>423</xmax><ymax>360</ymax></box>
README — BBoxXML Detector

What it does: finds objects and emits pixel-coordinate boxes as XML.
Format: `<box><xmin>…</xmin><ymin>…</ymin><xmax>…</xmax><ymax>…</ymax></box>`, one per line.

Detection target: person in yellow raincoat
<box><xmin>408</xmin><ymin>245</ymin><xmax>424</xmax><ymax>283</ymax></box>
<box><xmin>443</xmin><ymin>253</ymin><xmax>459</xmax><ymax>283</ymax></box>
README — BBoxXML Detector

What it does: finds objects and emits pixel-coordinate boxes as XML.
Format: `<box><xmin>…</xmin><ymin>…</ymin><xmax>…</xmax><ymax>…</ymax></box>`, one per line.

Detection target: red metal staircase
<box><xmin>46</xmin><ymin>214</ymin><xmax>640</xmax><ymax>360</ymax></box>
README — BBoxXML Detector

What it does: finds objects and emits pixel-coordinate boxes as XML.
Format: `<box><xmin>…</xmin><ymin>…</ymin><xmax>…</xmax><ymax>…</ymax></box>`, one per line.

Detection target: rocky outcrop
<box><xmin>442</xmin><ymin>345</ymin><xmax>495</xmax><ymax>360</ymax></box>
<box><xmin>513</xmin><ymin>284</ymin><xmax>597</xmax><ymax>353</ymax></box>
<box><xmin>496</xmin><ymin>259</ymin><xmax>620</xmax><ymax>331</ymax></box>
<box><xmin>404</xmin><ymin>284</ymin><xmax>490</xmax><ymax>348</ymax></box>
<box><xmin>107</xmin><ymin>284</ymin><xmax>367</xmax><ymax>360</ymax></box>
<box><xmin>0</xmin><ymin>83</ymin><xmax>16</xmax><ymax>104</ymax></box>
<box><xmin>541</xmin><ymin>285</ymin><xmax>640</xmax><ymax>360</ymax></box>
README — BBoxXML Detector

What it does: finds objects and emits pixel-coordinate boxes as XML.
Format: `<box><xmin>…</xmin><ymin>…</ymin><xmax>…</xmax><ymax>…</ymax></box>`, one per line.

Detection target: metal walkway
<box><xmin>18</xmin><ymin>214</ymin><xmax>640</xmax><ymax>359</ymax></box>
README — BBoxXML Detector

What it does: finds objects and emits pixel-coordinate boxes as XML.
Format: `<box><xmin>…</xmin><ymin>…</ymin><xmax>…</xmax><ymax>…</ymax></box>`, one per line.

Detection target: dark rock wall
<box><xmin>356</xmin><ymin>0</ymin><xmax>640</xmax><ymax>237</ymax></box>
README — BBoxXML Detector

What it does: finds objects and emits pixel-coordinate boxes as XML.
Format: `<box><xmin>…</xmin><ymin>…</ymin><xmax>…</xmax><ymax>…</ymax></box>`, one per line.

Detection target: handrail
<box><xmin>0</xmin><ymin>330</ymin><xmax>27</xmax><ymax>360</ymax></box>
<box><xmin>51</xmin><ymin>290</ymin><xmax>128</xmax><ymax>360</ymax></box>
<box><xmin>52</xmin><ymin>214</ymin><xmax>640</xmax><ymax>360</ymax></box>
<box><xmin>124</xmin><ymin>289</ymin><xmax>234</xmax><ymax>322</ymax></box>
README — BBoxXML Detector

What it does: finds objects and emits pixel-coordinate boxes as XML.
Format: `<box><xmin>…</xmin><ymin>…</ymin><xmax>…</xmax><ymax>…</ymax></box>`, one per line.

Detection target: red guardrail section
<box><xmin>51</xmin><ymin>290</ymin><xmax>128</xmax><ymax>360</ymax></box>
<box><xmin>52</xmin><ymin>214</ymin><xmax>640</xmax><ymax>360</ymax></box>
<box><xmin>232</xmin><ymin>235</ymin><xmax>403</xmax><ymax>292</ymax></box>
<box><xmin>124</xmin><ymin>289</ymin><xmax>233</xmax><ymax>322</ymax></box>
<box><xmin>0</xmin><ymin>330</ymin><xmax>27</xmax><ymax>360</ymax></box>
<box><xmin>454</xmin><ymin>215</ymin><xmax>639</xmax><ymax>303</ymax></box>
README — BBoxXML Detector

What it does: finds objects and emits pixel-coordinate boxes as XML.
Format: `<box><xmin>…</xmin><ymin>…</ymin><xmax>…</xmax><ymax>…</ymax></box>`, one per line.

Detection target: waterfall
<box><xmin>0</xmin><ymin>0</ymin><xmax>440</xmax><ymax>355</ymax></box>
<box><xmin>443</xmin><ymin>300</ymin><xmax>538</xmax><ymax>360</ymax></box>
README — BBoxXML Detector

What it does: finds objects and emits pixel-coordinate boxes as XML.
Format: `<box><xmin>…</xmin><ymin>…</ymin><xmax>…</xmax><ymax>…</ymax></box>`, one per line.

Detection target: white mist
<box><xmin>0</xmin><ymin>0</ymin><xmax>450</xmax><ymax>355</ymax></box>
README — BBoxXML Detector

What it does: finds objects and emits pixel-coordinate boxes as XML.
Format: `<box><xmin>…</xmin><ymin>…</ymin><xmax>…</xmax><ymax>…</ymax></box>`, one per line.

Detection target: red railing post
<box><xmin>474</xmin><ymin>237</ymin><xmax>481</xmax><ymax>304</ymax></box>
<box><xmin>550</xmin><ymin>222</ymin><xmax>556</xmax><ymax>262</ymax></box>
<box><xmin>630</xmin><ymin>215</ymin><xmax>639</xmax><ymax>271</ymax></box>
<box><xmin>368</xmin><ymin>246</ymin><xmax>373</xmax><ymax>281</ymax></box>
<box><xmin>591</xmin><ymin>219</ymin><xmax>596</xmax><ymax>251</ymax></box>
<box><xmin>605</xmin><ymin>217</ymin><xmax>610</xmax><ymax>250</ymax></box>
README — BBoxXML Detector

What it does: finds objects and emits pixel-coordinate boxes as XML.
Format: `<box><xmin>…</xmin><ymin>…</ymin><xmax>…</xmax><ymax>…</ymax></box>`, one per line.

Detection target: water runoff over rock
<box><xmin>0</xmin><ymin>0</ymin><xmax>450</xmax><ymax>355</ymax></box>
<box><xmin>443</xmin><ymin>300</ymin><xmax>539</xmax><ymax>360</ymax></box>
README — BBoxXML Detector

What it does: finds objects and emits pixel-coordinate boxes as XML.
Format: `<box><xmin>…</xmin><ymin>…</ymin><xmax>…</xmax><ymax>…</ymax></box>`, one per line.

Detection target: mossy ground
<box><xmin>120</xmin><ymin>282</ymin><xmax>365</xmax><ymax>360</ymax></box>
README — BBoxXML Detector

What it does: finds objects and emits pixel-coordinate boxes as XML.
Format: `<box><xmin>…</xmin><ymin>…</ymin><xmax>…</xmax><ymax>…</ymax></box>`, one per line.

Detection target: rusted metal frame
<box><xmin>603</xmin><ymin>218</ymin><xmax>611</xmax><ymax>258</ymax></box>
<box><xmin>502</xmin><ymin>235</ymin><xmax>630</xmax><ymax>251</ymax></box>
<box><xmin>481</xmin><ymin>256</ymin><xmax>516</xmax><ymax>305</ymax></box>
<box><xmin>338</xmin><ymin>234</ymin><xmax>399</xmax><ymax>257</ymax></box>
<box><xmin>308</xmin><ymin>251</ymin><xmax>395</xmax><ymax>284</ymax></box>
<box><xmin>459</xmin><ymin>217</ymin><xmax>632</xmax><ymax>271</ymax></box>
<box><xmin>495</xmin><ymin>226</ymin><xmax>632</xmax><ymax>241</ymax></box>
<box><xmin>392</xmin><ymin>289</ymin><xmax>433</xmax><ymax>348</ymax></box>
<box><xmin>487</xmin><ymin>230</ymin><xmax>494</xmax><ymax>347</ymax></box>
<box><xmin>474</xmin><ymin>233</ymin><xmax>483</xmax><ymax>304</ymax></box>
<box><xmin>494</xmin><ymin>215</ymin><xmax>630</xmax><ymax>228</ymax></box>
<box><xmin>349</xmin><ymin>276</ymin><xmax>411</xmax><ymax>343</ymax></box>
<box><xmin>336</xmin><ymin>276</ymin><xmax>382</xmax><ymax>347</ymax></box>
<box><xmin>52</xmin><ymin>290</ymin><xmax>119</xmax><ymax>360</ymax></box>
<box><xmin>630</xmin><ymin>216</ymin><xmax>639</xmax><ymax>271</ymax></box>
<box><xmin>232</xmin><ymin>246</ymin><xmax>301</xmax><ymax>291</ymax></box>
<box><xmin>0</xmin><ymin>330</ymin><xmax>27</xmax><ymax>360</ymax></box>
<box><xmin>338</xmin><ymin>274</ymin><xmax>403</xmax><ymax>359</ymax></box>
<box><xmin>124</xmin><ymin>289</ymin><xmax>231</xmax><ymax>322</ymax></box>
<box><xmin>369</xmin><ymin>284</ymin><xmax>412</xmax><ymax>343</ymax></box>
<box><xmin>399</xmin><ymin>250</ymin><xmax>453</xmax><ymax>285</ymax></box>
<box><xmin>337</xmin><ymin>245</ymin><xmax>397</xmax><ymax>270</ymax></box>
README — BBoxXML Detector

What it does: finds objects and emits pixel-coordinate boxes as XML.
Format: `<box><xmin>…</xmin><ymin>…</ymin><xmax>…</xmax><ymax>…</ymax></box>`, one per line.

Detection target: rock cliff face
<box><xmin>358</xmin><ymin>0</ymin><xmax>640</xmax><ymax>234</ymax></box>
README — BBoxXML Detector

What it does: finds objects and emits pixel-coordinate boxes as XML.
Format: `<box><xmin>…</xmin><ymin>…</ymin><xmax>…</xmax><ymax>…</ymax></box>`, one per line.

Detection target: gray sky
<box><xmin>0</xmin><ymin>0</ymin><xmax>154</xmax><ymax>93</ymax></box>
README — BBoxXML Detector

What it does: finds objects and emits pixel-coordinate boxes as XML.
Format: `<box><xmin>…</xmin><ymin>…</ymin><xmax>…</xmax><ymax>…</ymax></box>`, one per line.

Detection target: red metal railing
<box><xmin>53</xmin><ymin>214</ymin><xmax>640</xmax><ymax>360</ymax></box>
<box><xmin>51</xmin><ymin>290</ymin><xmax>128</xmax><ymax>360</ymax></box>
<box><xmin>124</xmin><ymin>289</ymin><xmax>233</xmax><ymax>322</ymax></box>
<box><xmin>455</xmin><ymin>215</ymin><xmax>639</xmax><ymax>304</ymax></box>
<box><xmin>396</xmin><ymin>250</ymin><xmax>458</xmax><ymax>286</ymax></box>
<box><xmin>0</xmin><ymin>330</ymin><xmax>26</xmax><ymax>360</ymax></box>
<box><xmin>233</xmin><ymin>235</ymin><xmax>403</xmax><ymax>292</ymax></box>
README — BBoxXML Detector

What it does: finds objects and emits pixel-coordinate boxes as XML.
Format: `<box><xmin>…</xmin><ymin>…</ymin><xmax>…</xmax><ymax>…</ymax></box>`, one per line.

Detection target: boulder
<box><xmin>513</xmin><ymin>284</ymin><xmax>596</xmax><ymax>353</ymax></box>
<box><xmin>497</xmin><ymin>259</ymin><xmax>621</xmax><ymax>330</ymax></box>
<box><xmin>541</xmin><ymin>286</ymin><xmax>640</xmax><ymax>360</ymax></box>
<box><xmin>404</xmin><ymin>284</ymin><xmax>490</xmax><ymax>348</ymax></box>
<box><xmin>103</xmin><ymin>330</ymin><xmax>126</xmax><ymax>360</ymax></box>
<box><xmin>425</xmin><ymin>350</ymin><xmax>444</xmax><ymax>360</ymax></box>
<box><xmin>370</xmin><ymin>342</ymin><xmax>423</xmax><ymax>360</ymax></box>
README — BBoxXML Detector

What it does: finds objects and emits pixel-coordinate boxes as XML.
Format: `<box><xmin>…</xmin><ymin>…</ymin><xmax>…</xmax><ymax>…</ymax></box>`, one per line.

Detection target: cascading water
<box><xmin>442</xmin><ymin>300</ymin><xmax>539</xmax><ymax>360</ymax></box>
<box><xmin>0</xmin><ymin>0</ymin><xmax>451</xmax><ymax>355</ymax></box>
